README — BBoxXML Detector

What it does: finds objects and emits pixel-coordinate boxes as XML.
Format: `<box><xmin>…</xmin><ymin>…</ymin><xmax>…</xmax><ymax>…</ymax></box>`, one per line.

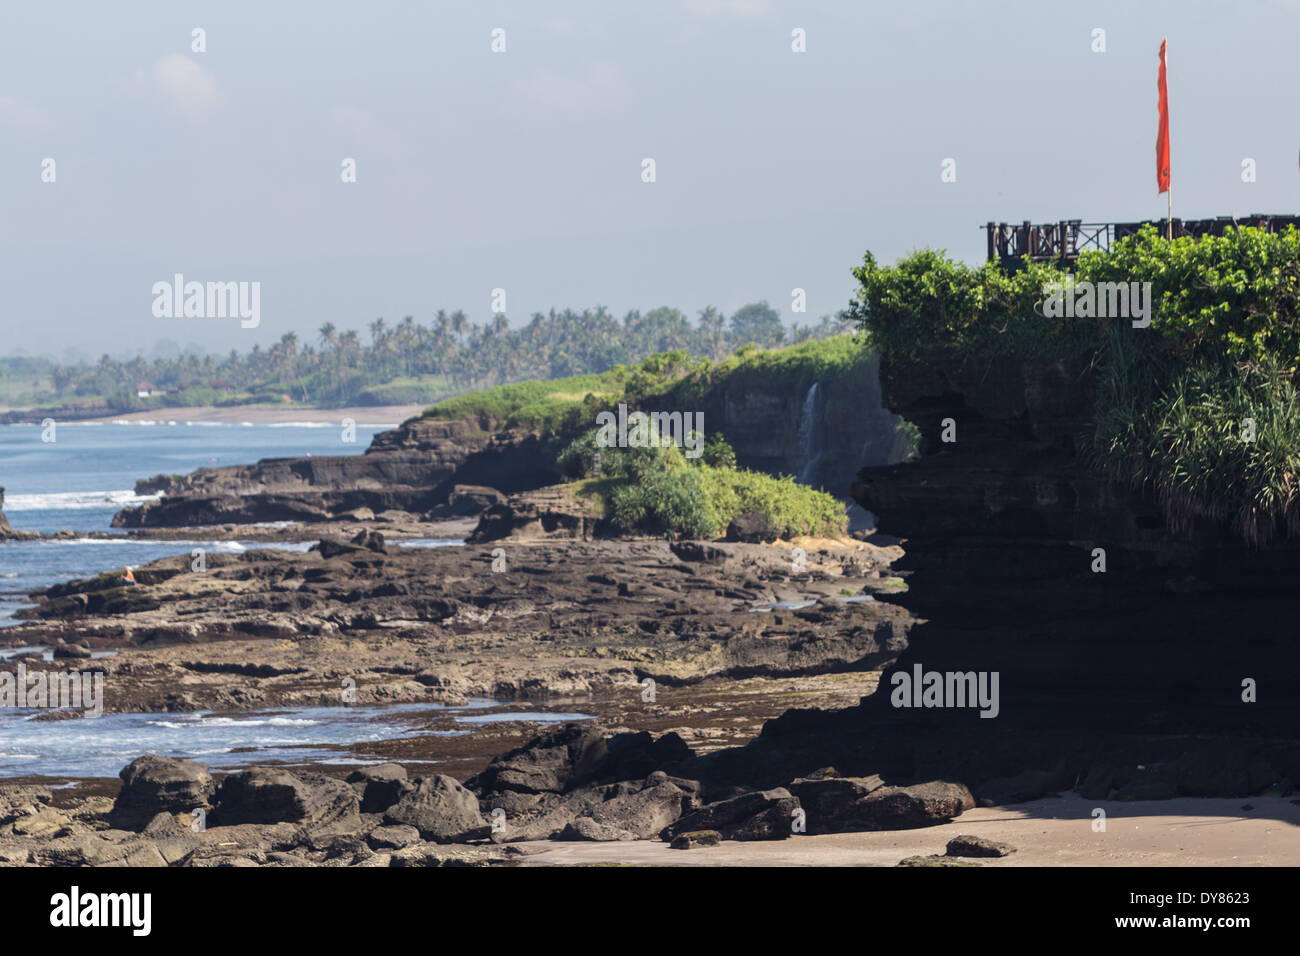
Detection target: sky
<box><xmin>2</xmin><ymin>0</ymin><xmax>1298</xmax><ymax>360</ymax></box>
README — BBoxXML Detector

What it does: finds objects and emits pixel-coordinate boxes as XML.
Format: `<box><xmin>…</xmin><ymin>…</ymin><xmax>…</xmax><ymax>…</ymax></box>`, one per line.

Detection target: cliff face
<box><xmin>115</xmin><ymin>418</ymin><xmax>565</xmax><ymax>527</ymax></box>
<box><xmin>645</xmin><ymin>354</ymin><xmax>908</xmax><ymax>497</ymax></box>
<box><xmin>114</xmin><ymin>354</ymin><xmax>908</xmax><ymax>528</ymax></box>
<box><xmin>680</xmin><ymin>354</ymin><xmax>1300</xmax><ymax>797</ymax></box>
<box><xmin>828</xmin><ymin>351</ymin><xmax>1300</xmax><ymax>780</ymax></box>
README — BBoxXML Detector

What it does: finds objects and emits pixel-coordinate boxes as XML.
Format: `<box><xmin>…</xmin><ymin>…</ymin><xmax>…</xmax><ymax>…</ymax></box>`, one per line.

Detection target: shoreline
<box><xmin>0</xmin><ymin>403</ymin><xmax>429</xmax><ymax>426</ymax></box>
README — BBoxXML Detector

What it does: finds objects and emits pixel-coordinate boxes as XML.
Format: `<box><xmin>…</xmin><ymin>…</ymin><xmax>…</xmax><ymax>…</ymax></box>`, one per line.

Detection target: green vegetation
<box><xmin>562</xmin><ymin>429</ymin><xmax>846</xmax><ymax>540</ymax></box>
<box><xmin>422</xmin><ymin>336</ymin><xmax>865</xmax><ymax>427</ymax></box>
<box><xmin>19</xmin><ymin>303</ymin><xmax>848</xmax><ymax>412</ymax></box>
<box><xmin>845</xmin><ymin>225</ymin><xmax>1300</xmax><ymax>545</ymax></box>
<box><xmin>423</xmin><ymin>337</ymin><xmax>869</xmax><ymax>540</ymax></box>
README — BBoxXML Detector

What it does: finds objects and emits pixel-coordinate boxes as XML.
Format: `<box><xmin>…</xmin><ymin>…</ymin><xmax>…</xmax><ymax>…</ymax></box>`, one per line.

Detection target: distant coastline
<box><xmin>0</xmin><ymin>402</ymin><xmax>428</xmax><ymax>427</ymax></box>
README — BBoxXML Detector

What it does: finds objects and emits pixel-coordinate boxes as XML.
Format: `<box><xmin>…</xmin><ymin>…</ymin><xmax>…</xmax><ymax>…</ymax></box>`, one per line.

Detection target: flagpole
<box><xmin>1166</xmin><ymin>40</ymin><xmax>1172</xmax><ymax>240</ymax></box>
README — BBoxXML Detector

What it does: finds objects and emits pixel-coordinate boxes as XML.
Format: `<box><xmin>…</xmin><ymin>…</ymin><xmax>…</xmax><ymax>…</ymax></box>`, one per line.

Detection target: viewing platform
<box><xmin>984</xmin><ymin>214</ymin><xmax>1300</xmax><ymax>264</ymax></box>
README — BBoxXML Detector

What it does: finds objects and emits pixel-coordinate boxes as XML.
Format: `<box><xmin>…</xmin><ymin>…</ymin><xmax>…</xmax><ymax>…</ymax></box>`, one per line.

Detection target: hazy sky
<box><xmin>2</xmin><ymin>0</ymin><xmax>1297</xmax><ymax>359</ymax></box>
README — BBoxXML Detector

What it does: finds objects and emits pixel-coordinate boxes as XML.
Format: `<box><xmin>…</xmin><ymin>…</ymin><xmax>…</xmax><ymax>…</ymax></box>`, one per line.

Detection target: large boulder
<box><xmin>787</xmin><ymin>774</ymin><xmax>886</xmax><ymax>833</ymax></box>
<box><xmin>661</xmin><ymin>787</ymin><xmax>800</xmax><ymax>842</ymax></box>
<box><xmin>467</xmin><ymin>724</ymin><xmax>692</xmax><ymax>807</ymax></box>
<box><xmin>725</xmin><ymin>510</ymin><xmax>774</xmax><ymax>543</ymax></box>
<box><xmin>212</xmin><ymin>769</ymin><xmax>360</xmax><ymax>831</ymax></box>
<box><xmin>383</xmin><ymin>774</ymin><xmax>486</xmax><ymax>843</ymax></box>
<box><xmin>856</xmin><ymin>781</ymin><xmax>974</xmax><ymax>829</ymax></box>
<box><xmin>111</xmin><ymin>756</ymin><xmax>215</xmax><ymax>830</ymax></box>
<box><xmin>346</xmin><ymin>763</ymin><xmax>413</xmax><ymax>813</ymax></box>
<box><xmin>559</xmin><ymin>779</ymin><xmax>688</xmax><ymax>841</ymax></box>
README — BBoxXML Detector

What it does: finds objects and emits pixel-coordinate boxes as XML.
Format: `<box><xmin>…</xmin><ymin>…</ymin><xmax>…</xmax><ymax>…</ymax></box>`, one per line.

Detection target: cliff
<box><xmin>681</xmin><ymin>351</ymin><xmax>1300</xmax><ymax>798</ymax></box>
<box><xmin>113</xmin><ymin>340</ymin><xmax>910</xmax><ymax>528</ymax></box>
<box><xmin>643</xmin><ymin>354</ymin><xmax>908</xmax><ymax>495</ymax></box>
<box><xmin>113</xmin><ymin>418</ymin><xmax>565</xmax><ymax>527</ymax></box>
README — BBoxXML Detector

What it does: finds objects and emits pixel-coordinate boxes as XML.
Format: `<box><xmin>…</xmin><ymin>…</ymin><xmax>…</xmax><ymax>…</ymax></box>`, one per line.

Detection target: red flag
<box><xmin>1156</xmin><ymin>39</ymin><xmax>1171</xmax><ymax>194</ymax></box>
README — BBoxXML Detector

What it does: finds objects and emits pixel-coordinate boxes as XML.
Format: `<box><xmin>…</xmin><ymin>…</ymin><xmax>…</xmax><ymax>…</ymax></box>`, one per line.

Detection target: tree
<box><xmin>728</xmin><ymin>301</ymin><xmax>785</xmax><ymax>348</ymax></box>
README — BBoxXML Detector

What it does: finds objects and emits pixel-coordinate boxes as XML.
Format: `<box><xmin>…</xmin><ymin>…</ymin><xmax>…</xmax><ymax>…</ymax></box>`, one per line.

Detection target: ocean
<box><xmin>0</xmin><ymin>418</ymin><xmax>396</xmax><ymax>625</ymax></box>
<box><xmin>0</xmin><ymin>417</ymin><xmax>580</xmax><ymax>778</ymax></box>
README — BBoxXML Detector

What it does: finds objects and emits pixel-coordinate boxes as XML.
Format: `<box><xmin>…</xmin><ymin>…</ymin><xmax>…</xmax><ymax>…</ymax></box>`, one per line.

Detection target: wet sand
<box><xmin>516</xmin><ymin>796</ymin><xmax>1300</xmax><ymax>866</ymax></box>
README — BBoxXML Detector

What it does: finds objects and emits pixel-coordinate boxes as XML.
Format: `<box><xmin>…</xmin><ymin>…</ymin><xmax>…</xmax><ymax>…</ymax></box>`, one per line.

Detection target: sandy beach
<box><xmin>516</xmin><ymin>796</ymin><xmax>1300</xmax><ymax>866</ymax></box>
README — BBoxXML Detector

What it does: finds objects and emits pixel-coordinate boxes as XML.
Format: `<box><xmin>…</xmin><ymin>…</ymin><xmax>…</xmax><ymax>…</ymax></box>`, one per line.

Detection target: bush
<box><xmin>558</xmin><ymin>424</ymin><xmax>845</xmax><ymax>540</ymax></box>
<box><xmin>848</xmin><ymin>225</ymin><xmax>1300</xmax><ymax>545</ymax></box>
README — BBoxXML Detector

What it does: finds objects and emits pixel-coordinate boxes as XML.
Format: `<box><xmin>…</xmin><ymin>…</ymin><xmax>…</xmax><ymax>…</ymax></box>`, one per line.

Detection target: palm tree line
<box><xmin>28</xmin><ymin>302</ymin><xmax>848</xmax><ymax>409</ymax></box>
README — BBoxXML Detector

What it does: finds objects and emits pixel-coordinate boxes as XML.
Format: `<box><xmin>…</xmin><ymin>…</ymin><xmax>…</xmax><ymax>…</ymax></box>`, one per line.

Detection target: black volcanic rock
<box><xmin>725</xmin><ymin>511</ymin><xmax>774</xmax><ymax>543</ymax></box>
<box><xmin>661</xmin><ymin>787</ymin><xmax>799</xmax><ymax>842</ymax></box>
<box><xmin>111</xmin><ymin>755</ymin><xmax>214</xmax><ymax>829</ymax></box>
<box><xmin>212</xmin><ymin>768</ymin><xmax>360</xmax><ymax>830</ymax></box>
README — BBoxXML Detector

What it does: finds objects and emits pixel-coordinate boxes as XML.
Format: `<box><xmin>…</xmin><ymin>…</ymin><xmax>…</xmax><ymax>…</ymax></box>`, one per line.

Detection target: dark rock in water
<box><xmin>347</xmin><ymin>763</ymin><xmax>412</xmax><ymax>813</ymax></box>
<box><xmin>726</xmin><ymin>511</ymin><xmax>774</xmax><ymax>544</ymax></box>
<box><xmin>314</xmin><ymin>536</ymin><xmax>372</xmax><ymax>559</ymax></box>
<box><xmin>111</xmin><ymin>756</ymin><xmax>215</xmax><ymax>829</ymax></box>
<box><xmin>212</xmin><ymin>769</ymin><xmax>360</xmax><ymax>831</ymax></box>
<box><xmin>0</xmin><ymin>488</ymin><xmax>38</xmax><ymax>541</ymax></box>
<box><xmin>51</xmin><ymin>642</ymin><xmax>92</xmax><ymax>659</ymax></box>
<box><xmin>383</xmin><ymin>774</ymin><xmax>486</xmax><ymax>843</ymax></box>
<box><xmin>661</xmin><ymin>787</ymin><xmax>800</xmax><ymax>842</ymax></box>
<box><xmin>670</xmin><ymin>830</ymin><xmax>721</xmax><ymax>849</ymax></box>
<box><xmin>349</xmin><ymin>529</ymin><xmax>387</xmax><ymax>553</ymax></box>
<box><xmin>946</xmin><ymin>834</ymin><xmax>1015</xmax><ymax>858</ymax></box>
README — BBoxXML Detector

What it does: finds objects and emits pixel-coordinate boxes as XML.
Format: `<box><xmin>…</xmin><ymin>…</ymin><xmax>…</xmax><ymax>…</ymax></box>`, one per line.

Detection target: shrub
<box><xmin>848</xmin><ymin>225</ymin><xmax>1300</xmax><ymax>545</ymax></box>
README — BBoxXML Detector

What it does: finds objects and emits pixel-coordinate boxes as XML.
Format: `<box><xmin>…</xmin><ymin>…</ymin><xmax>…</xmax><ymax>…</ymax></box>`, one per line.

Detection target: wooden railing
<box><xmin>985</xmin><ymin>215</ymin><xmax>1300</xmax><ymax>263</ymax></box>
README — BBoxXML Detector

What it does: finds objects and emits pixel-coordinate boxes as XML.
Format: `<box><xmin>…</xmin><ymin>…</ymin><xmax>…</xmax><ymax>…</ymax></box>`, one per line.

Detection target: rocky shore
<box><xmin>0</xmin><ymin>725</ymin><xmax>984</xmax><ymax>867</ymax></box>
<box><xmin>5</xmin><ymin>350</ymin><xmax>1300</xmax><ymax>868</ymax></box>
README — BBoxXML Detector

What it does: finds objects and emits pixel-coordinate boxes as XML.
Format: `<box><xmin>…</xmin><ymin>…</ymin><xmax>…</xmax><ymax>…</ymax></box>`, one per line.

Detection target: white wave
<box><xmin>3</xmin><ymin>489</ymin><xmax>160</xmax><ymax>512</ymax></box>
<box><xmin>149</xmin><ymin>715</ymin><xmax>321</xmax><ymax>728</ymax></box>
